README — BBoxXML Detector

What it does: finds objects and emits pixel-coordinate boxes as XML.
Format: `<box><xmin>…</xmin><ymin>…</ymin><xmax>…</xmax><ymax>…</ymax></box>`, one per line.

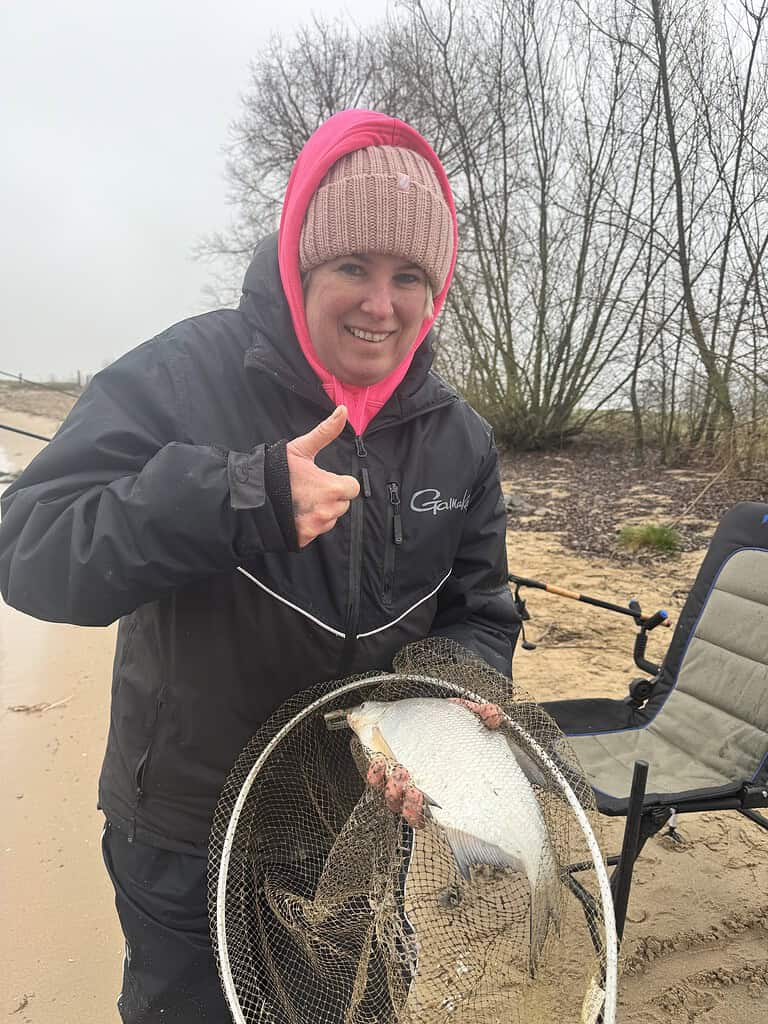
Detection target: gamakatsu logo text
<box><xmin>410</xmin><ymin>488</ymin><xmax>471</xmax><ymax>515</ymax></box>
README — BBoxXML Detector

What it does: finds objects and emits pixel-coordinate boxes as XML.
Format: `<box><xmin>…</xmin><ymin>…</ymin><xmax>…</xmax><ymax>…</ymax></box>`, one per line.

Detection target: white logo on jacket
<box><xmin>410</xmin><ymin>488</ymin><xmax>471</xmax><ymax>515</ymax></box>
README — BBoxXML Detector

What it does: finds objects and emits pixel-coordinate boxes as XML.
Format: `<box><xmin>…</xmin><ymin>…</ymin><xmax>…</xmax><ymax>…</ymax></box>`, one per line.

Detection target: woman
<box><xmin>0</xmin><ymin>109</ymin><xmax>519</xmax><ymax>1021</ymax></box>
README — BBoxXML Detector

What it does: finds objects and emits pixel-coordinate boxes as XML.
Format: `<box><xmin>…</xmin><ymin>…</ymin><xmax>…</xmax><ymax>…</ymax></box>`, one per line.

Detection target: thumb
<box><xmin>289</xmin><ymin>405</ymin><xmax>348</xmax><ymax>459</ymax></box>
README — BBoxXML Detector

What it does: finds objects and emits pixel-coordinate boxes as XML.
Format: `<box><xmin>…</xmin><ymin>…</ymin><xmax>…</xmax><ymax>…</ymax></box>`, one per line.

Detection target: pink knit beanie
<box><xmin>298</xmin><ymin>145</ymin><xmax>454</xmax><ymax>295</ymax></box>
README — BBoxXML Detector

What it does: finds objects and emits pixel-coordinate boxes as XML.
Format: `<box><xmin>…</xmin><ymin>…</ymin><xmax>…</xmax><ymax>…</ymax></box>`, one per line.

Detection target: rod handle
<box><xmin>547</xmin><ymin>584</ymin><xmax>581</xmax><ymax>600</ymax></box>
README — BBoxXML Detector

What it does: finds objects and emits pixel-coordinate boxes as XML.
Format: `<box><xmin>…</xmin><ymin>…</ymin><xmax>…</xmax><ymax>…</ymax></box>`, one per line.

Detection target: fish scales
<box><xmin>347</xmin><ymin>696</ymin><xmax>561</xmax><ymax>973</ymax></box>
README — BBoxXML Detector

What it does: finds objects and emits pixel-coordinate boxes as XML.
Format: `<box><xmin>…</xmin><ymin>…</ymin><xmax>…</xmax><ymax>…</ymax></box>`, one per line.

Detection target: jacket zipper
<box><xmin>131</xmin><ymin>689</ymin><xmax>165</xmax><ymax>841</ymax></box>
<box><xmin>340</xmin><ymin>435</ymin><xmax>370</xmax><ymax>672</ymax></box>
<box><xmin>383</xmin><ymin>480</ymin><xmax>403</xmax><ymax>607</ymax></box>
<box><xmin>244</xmin><ymin>378</ymin><xmax>455</xmax><ymax>652</ymax></box>
<box><xmin>355</xmin><ymin>436</ymin><xmax>372</xmax><ymax>499</ymax></box>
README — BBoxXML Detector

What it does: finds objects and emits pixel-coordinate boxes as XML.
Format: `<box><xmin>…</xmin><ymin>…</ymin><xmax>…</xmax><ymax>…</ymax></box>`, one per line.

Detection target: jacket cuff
<box><xmin>227</xmin><ymin>445</ymin><xmax>267</xmax><ymax>509</ymax></box>
<box><xmin>227</xmin><ymin>444</ymin><xmax>294</xmax><ymax>555</ymax></box>
<box><xmin>264</xmin><ymin>441</ymin><xmax>300</xmax><ymax>553</ymax></box>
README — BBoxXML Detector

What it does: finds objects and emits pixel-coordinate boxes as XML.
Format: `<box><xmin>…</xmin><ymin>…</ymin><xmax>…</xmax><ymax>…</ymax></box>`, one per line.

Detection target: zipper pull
<box><xmin>354</xmin><ymin>436</ymin><xmax>372</xmax><ymax>497</ymax></box>
<box><xmin>388</xmin><ymin>482</ymin><xmax>403</xmax><ymax>545</ymax></box>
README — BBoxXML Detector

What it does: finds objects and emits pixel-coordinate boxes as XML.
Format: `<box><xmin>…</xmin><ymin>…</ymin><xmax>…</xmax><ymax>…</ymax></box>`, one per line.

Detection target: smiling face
<box><xmin>303</xmin><ymin>253</ymin><xmax>429</xmax><ymax>386</ymax></box>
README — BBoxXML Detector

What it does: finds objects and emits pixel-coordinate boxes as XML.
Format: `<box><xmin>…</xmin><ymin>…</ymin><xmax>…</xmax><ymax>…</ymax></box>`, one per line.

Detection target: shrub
<box><xmin>618</xmin><ymin>523</ymin><xmax>681</xmax><ymax>553</ymax></box>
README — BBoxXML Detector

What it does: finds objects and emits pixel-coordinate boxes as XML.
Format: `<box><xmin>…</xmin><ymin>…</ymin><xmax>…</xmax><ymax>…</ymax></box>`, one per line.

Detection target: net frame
<box><xmin>212</xmin><ymin>671</ymin><xmax>617</xmax><ymax>1024</ymax></box>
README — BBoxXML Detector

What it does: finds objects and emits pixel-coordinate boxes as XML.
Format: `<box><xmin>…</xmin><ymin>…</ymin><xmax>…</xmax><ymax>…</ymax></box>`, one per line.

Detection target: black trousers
<box><xmin>102</xmin><ymin>820</ymin><xmax>232</xmax><ymax>1023</ymax></box>
<box><xmin>102</xmin><ymin>819</ymin><xmax>416</xmax><ymax>1023</ymax></box>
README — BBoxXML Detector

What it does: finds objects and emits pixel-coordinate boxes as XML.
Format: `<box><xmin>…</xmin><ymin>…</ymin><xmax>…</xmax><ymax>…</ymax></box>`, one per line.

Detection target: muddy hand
<box><xmin>366</xmin><ymin>755</ymin><xmax>427</xmax><ymax>828</ymax></box>
<box><xmin>286</xmin><ymin>406</ymin><xmax>361</xmax><ymax>548</ymax></box>
<box><xmin>449</xmin><ymin>698</ymin><xmax>505</xmax><ymax>730</ymax></box>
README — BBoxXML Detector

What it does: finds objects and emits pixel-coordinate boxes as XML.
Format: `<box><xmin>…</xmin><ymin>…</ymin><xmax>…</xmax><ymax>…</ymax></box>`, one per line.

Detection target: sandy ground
<box><xmin>1</xmin><ymin>396</ymin><xmax>766</xmax><ymax>1023</ymax></box>
<box><xmin>1</xmin><ymin>406</ymin><xmax>122</xmax><ymax>1022</ymax></box>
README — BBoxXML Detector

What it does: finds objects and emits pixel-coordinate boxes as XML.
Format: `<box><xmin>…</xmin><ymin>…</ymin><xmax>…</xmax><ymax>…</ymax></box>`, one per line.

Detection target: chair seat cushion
<box><xmin>542</xmin><ymin>509</ymin><xmax>768</xmax><ymax>815</ymax></box>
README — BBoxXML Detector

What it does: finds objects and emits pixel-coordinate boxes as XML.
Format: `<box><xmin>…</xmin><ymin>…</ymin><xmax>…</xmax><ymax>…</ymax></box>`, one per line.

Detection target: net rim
<box><xmin>214</xmin><ymin>672</ymin><xmax>617</xmax><ymax>1024</ymax></box>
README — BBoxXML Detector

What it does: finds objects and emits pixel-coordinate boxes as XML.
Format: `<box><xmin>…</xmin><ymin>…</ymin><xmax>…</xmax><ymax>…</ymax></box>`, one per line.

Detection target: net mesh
<box><xmin>209</xmin><ymin>639</ymin><xmax>611</xmax><ymax>1023</ymax></box>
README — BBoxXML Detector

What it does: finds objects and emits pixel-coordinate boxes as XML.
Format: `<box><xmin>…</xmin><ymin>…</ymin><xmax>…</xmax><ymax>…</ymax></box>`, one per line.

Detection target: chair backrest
<box><xmin>638</xmin><ymin>501</ymin><xmax>768</xmax><ymax>790</ymax></box>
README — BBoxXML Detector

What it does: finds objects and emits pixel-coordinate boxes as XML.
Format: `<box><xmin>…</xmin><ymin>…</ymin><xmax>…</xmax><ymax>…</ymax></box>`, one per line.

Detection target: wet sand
<box><xmin>2</xmin><ymin>400</ymin><xmax>766</xmax><ymax>1022</ymax></box>
<box><xmin>1</xmin><ymin>409</ymin><xmax>122</xmax><ymax>1021</ymax></box>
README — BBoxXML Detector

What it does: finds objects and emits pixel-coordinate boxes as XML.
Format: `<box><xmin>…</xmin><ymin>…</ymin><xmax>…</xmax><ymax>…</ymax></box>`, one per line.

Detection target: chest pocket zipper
<box><xmin>383</xmin><ymin>481</ymin><xmax>403</xmax><ymax>607</ymax></box>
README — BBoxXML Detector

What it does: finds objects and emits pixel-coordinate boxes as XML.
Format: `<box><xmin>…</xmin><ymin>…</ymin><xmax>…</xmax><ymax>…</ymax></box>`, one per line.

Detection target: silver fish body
<box><xmin>347</xmin><ymin>696</ymin><xmax>560</xmax><ymax>972</ymax></box>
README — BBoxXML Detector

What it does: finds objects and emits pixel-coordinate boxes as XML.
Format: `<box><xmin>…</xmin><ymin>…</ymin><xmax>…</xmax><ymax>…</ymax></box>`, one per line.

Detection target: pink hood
<box><xmin>278</xmin><ymin>110</ymin><xmax>457</xmax><ymax>435</ymax></box>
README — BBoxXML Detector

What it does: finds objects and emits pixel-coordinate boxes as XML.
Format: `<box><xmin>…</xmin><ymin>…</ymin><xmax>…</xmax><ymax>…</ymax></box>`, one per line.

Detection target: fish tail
<box><xmin>528</xmin><ymin>856</ymin><xmax>561</xmax><ymax>977</ymax></box>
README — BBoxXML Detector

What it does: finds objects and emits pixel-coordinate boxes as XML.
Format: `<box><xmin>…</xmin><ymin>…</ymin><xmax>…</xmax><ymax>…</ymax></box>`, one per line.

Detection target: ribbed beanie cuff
<box><xmin>299</xmin><ymin>146</ymin><xmax>453</xmax><ymax>294</ymax></box>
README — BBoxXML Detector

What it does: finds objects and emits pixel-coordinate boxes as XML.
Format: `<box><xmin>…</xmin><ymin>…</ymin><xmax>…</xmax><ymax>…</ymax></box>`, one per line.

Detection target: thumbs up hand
<box><xmin>286</xmin><ymin>406</ymin><xmax>361</xmax><ymax>548</ymax></box>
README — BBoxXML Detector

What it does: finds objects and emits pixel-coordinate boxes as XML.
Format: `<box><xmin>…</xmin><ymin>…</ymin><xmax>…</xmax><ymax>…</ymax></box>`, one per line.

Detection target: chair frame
<box><xmin>569</xmin><ymin>758</ymin><xmax>768</xmax><ymax>948</ymax></box>
<box><xmin>509</xmin><ymin>500</ymin><xmax>768</xmax><ymax>954</ymax></box>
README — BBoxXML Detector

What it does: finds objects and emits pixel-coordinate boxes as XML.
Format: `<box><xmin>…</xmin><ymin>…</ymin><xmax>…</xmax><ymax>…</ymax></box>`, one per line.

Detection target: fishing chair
<box><xmin>527</xmin><ymin>501</ymin><xmax>768</xmax><ymax>941</ymax></box>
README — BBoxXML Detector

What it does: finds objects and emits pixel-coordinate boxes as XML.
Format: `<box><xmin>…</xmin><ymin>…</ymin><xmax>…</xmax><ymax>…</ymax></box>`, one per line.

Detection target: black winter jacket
<box><xmin>0</xmin><ymin>236</ymin><xmax>519</xmax><ymax>851</ymax></box>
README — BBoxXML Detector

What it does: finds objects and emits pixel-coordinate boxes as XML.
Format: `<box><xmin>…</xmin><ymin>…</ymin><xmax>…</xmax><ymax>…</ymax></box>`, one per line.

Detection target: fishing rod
<box><xmin>0</xmin><ymin>422</ymin><xmax>52</xmax><ymax>442</ymax></box>
<box><xmin>0</xmin><ymin>369</ymin><xmax>81</xmax><ymax>399</ymax></box>
<box><xmin>508</xmin><ymin>572</ymin><xmax>670</xmax><ymax>677</ymax></box>
<box><xmin>508</xmin><ymin>573</ymin><xmax>670</xmax><ymax>630</ymax></box>
<box><xmin>0</xmin><ymin>369</ymin><xmax>76</xmax><ymax>443</ymax></box>
<box><xmin>0</xmin><ymin>371</ymin><xmax>78</xmax><ymax>446</ymax></box>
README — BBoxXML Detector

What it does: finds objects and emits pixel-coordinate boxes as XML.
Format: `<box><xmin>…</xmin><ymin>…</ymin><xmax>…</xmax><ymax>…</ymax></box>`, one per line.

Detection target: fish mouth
<box><xmin>323</xmin><ymin>707</ymin><xmax>356</xmax><ymax>731</ymax></box>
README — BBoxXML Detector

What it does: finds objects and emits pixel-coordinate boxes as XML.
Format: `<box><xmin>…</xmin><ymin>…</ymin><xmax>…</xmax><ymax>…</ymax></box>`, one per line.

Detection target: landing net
<box><xmin>209</xmin><ymin>639</ymin><xmax>617</xmax><ymax>1023</ymax></box>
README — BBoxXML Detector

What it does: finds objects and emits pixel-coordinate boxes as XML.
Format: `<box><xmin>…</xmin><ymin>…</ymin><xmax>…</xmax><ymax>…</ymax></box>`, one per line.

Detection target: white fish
<box><xmin>347</xmin><ymin>696</ymin><xmax>560</xmax><ymax>973</ymax></box>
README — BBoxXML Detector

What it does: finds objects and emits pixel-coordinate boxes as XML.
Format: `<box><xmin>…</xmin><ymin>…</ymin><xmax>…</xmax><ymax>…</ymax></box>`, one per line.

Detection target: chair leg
<box><xmin>611</xmin><ymin>760</ymin><xmax>649</xmax><ymax>944</ymax></box>
<box><xmin>741</xmin><ymin>808</ymin><xmax>768</xmax><ymax>831</ymax></box>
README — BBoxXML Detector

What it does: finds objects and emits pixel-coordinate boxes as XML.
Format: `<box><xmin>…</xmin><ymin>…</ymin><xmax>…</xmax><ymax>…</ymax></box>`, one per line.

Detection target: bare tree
<box><xmin>404</xmin><ymin>0</ymin><xmax>664</xmax><ymax>447</ymax></box>
<box><xmin>199</xmin><ymin>0</ymin><xmax>767</xmax><ymax>460</ymax></box>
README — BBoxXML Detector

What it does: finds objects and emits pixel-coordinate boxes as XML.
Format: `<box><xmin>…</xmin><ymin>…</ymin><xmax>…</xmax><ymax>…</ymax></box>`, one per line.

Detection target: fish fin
<box><xmin>580</xmin><ymin>974</ymin><xmax>606</xmax><ymax>1024</ymax></box>
<box><xmin>504</xmin><ymin>737</ymin><xmax>548</xmax><ymax>791</ymax></box>
<box><xmin>442</xmin><ymin>827</ymin><xmax>526</xmax><ymax>882</ymax></box>
<box><xmin>528</xmin><ymin>854</ymin><xmax>561</xmax><ymax>977</ymax></box>
<box><xmin>370</xmin><ymin>726</ymin><xmax>396</xmax><ymax>761</ymax></box>
<box><xmin>420</xmin><ymin>792</ymin><xmax>444</xmax><ymax>822</ymax></box>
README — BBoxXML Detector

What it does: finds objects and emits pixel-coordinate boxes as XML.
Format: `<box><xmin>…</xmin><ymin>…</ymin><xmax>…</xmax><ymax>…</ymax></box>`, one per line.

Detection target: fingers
<box><xmin>476</xmin><ymin>703</ymin><xmax>504</xmax><ymax>729</ymax></box>
<box><xmin>307</xmin><ymin>471</ymin><xmax>360</xmax><ymax>503</ymax></box>
<box><xmin>294</xmin><ymin>491</ymin><xmax>359</xmax><ymax>548</ymax></box>
<box><xmin>327</xmin><ymin>474</ymin><xmax>361</xmax><ymax>502</ymax></box>
<box><xmin>301</xmin><ymin>494</ymin><xmax>355</xmax><ymax>528</ymax></box>
<box><xmin>286</xmin><ymin>409</ymin><xmax>361</xmax><ymax>547</ymax></box>
<box><xmin>288</xmin><ymin>405</ymin><xmax>348</xmax><ymax>459</ymax></box>
<box><xmin>293</xmin><ymin>472</ymin><xmax>360</xmax><ymax>513</ymax></box>
<box><xmin>368</xmin><ymin>760</ymin><xmax>427</xmax><ymax>830</ymax></box>
<box><xmin>401</xmin><ymin>788</ymin><xmax>426</xmax><ymax>829</ymax></box>
<box><xmin>366</xmin><ymin>755</ymin><xmax>388</xmax><ymax>791</ymax></box>
<box><xmin>384</xmin><ymin>765</ymin><xmax>410</xmax><ymax>813</ymax></box>
<box><xmin>449</xmin><ymin>698</ymin><xmax>505</xmax><ymax>730</ymax></box>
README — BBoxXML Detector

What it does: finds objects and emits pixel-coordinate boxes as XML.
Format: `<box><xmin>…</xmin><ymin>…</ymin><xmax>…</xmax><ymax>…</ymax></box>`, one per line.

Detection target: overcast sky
<box><xmin>0</xmin><ymin>0</ymin><xmax>381</xmax><ymax>381</ymax></box>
